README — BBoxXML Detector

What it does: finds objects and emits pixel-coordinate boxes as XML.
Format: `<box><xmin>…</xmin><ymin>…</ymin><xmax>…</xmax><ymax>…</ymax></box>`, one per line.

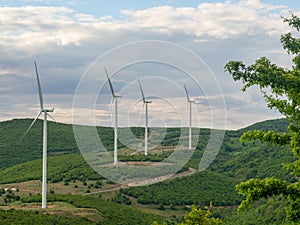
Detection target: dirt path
<box><xmin>85</xmin><ymin>167</ymin><xmax>196</xmax><ymax>195</ymax></box>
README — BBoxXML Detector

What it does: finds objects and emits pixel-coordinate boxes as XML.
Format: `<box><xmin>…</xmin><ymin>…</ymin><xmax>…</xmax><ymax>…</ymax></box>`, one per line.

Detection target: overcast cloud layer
<box><xmin>0</xmin><ymin>0</ymin><xmax>299</xmax><ymax>129</ymax></box>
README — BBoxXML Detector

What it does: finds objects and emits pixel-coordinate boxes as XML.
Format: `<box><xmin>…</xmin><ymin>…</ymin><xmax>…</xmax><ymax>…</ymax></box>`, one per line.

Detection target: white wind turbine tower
<box><xmin>184</xmin><ymin>83</ymin><xmax>195</xmax><ymax>150</ymax></box>
<box><xmin>138</xmin><ymin>78</ymin><xmax>152</xmax><ymax>156</ymax></box>
<box><xmin>105</xmin><ymin>68</ymin><xmax>121</xmax><ymax>165</ymax></box>
<box><xmin>23</xmin><ymin>61</ymin><xmax>54</xmax><ymax>209</ymax></box>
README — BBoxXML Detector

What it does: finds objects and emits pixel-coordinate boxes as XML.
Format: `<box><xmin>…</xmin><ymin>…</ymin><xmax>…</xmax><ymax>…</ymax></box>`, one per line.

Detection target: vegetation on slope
<box><xmin>224</xmin><ymin>197</ymin><xmax>291</xmax><ymax>225</ymax></box>
<box><xmin>0</xmin><ymin>154</ymin><xmax>102</xmax><ymax>184</ymax></box>
<box><xmin>0</xmin><ymin>119</ymin><xmax>78</xmax><ymax>170</ymax></box>
<box><xmin>0</xmin><ymin>209</ymin><xmax>96</xmax><ymax>225</ymax></box>
<box><xmin>238</xmin><ymin>118</ymin><xmax>289</xmax><ymax>133</ymax></box>
<box><xmin>153</xmin><ymin>204</ymin><xmax>224</xmax><ymax>225</ymax></box>
<box><xmin>20</xmin><ymin>194</ymin><xmax>165</xmax><ymax>225</ymax></box>
<box><xmin>123</xmin><ymin>171</ymin><xmax>242</xmax><ymax>206</ymax></box>
<box><xmin>209</xmin><ymin>130</ymin><xmax>293</xmax><ymax>182</ymax></box>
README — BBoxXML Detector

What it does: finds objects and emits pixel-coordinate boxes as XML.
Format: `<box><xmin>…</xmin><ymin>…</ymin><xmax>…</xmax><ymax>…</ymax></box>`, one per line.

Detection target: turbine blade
<box><xmin>48</xmin><ymin>113</ymin><xmax>56</xmax><ymax>123</ymax></box>
<box><xmin>138</xmin><ymin>103</ymin><xmax>144</xmax><ymax>122</ymax></box>
<box><xmin>34</xmin><ymin>61</ymin><xmax>44</xmax><ymax>109</ymax></box>
<box><xmin>138</xmin><ymin>78</ymin><xmax>146</xmax><ymax>103</ymax></box>
<box><xmin>184</xmin><ymin>83</ymin><xmax>190</xmax><ymax>102</ymax></box>
<box><xmin>104</xmin><ymin>67</ymin><xmax>115</xmax><ymax>97</ymax></box>
<box><xmin>111</xmin><ymin>95</ymin><xmax>115</xmax><ymax>105</ymax></box>
<box><xmin>21</xmin><ymin>111</ymin><xmax>42</xmax><ymax>140</ymax></box>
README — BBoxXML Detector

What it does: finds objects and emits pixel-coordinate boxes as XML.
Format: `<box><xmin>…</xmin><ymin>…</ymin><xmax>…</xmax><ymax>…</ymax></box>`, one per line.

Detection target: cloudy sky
<box><xmin>1</xmin><ymin>0</ymin><xmax>299</xmax><ymax>130</ymax></box>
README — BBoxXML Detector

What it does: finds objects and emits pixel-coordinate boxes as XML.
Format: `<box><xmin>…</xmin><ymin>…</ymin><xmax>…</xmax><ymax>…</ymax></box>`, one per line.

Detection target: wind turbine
<box><xmin>23</xmin><ymin>61</ymin><xmax>54</xmax><ymax>209</ymax></box>
<box><xmin>184</xmin><ymin>83</ymin><xmax>195</xmax><ymax>150</ymax></box>
<box><xmin>105</xmin><ymin>68</ymin><xmax>121</xmax><ymax>165</ymax></box>
<box><xmin>138</xmin><ymin>78</ymin><xmax>152</xmax><ymax>156</ymax></box>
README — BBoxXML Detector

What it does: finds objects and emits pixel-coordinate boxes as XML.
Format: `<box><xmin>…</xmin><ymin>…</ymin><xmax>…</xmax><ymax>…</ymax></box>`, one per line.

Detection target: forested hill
<box><xmin>0</xmin><ymin>118</ymin><xmax>289</xmax><ymax>171</ymax></box>
<box><xmin>0</xmin><ymin>119</ymin><xmax>79</xmax><ymax>170</ymax></box>
<box><xmin>0</xmin><ymin>117</ymin><xmax>294</xmax><ymax>224</ymax></box>
<box><xmin>238</xmin><ymin>118</ymin><xmax>289</xmax><ymax>133</ymax></box>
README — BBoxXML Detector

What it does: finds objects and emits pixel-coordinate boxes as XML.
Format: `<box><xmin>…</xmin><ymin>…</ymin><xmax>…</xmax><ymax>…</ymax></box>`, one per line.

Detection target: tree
<box><xmin>225</xmin><ymin>14</ymin><xmax>300</xmax><ymax>223</ymax></box>
<box><xmin>152</xmin><ymin>204</ymin><xmax>223</xmax><ymax>225</ymax></box>
<box><xmin>179</xmin><ymin>205</ymin><xmax>223</xmax><ymax>225</ymax></box>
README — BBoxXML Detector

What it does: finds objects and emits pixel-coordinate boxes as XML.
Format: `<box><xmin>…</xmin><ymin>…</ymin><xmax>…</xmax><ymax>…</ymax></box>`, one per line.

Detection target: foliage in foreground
<box><xmin>153</xmin><ymin>204</ymin><xmax>223</xmax><ymax>225</ymax></box>
<box><xmin>225</xmin><ymin>14</ymin><xmax>300</xmax><ymax>223</ymax></box>
<box><xmin>224</xmin><ymin>197</ymin><xmax>291</xmax><ymax>225</ymax></box>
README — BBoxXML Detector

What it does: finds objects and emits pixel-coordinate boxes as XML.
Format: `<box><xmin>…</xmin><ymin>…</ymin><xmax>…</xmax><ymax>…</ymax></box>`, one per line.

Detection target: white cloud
<box><xmin>0</xmin><ymin>1</ymin><xmax>294</xmax><ymax>50</ymax></box>
<box><xmin>121</xmin><ymin>1</ymin><xmax>290</xmax><ymax>39</ymax></box>
<box><xmin>0</xmin><ymin>0</ymin><xmax>298</xmax><ymax>129</ymax></box>
<box><xmin>0</xmin><ymin>6</ymin><xmax>96</xmax><ymax>49</ymax></box>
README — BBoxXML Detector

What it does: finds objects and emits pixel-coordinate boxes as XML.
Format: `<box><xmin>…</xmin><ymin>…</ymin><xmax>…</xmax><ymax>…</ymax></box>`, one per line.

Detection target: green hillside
<box><xmin>0</xmin><ymin>194</ymin><xmax>165</xmax><ymax>225</ymax></box>
<box><xmin>0</xmin><ymin>154</ymin><xmax>102</xmax><ymax>184</ymax></box>
<box><xmin>209</xmin><ymin>130</ymin><xmax>293</xmax><ymax>182</ymax></box>
<box><xmin>0</xmin><ymin>119</ymin><xmax>78</xmax><ymax>170</ymax></box>
<box><xmin>1</xmin><ymin>118</ymin><xmax>293</xmax><ymax>184</ymax></box>
<box><xmin>0</xmin><ymin>209</ymin><xmax>96</xmax><ymax>225</ymax></box>
<box><xmin>0</xmin><ymin>118</ymin><xmax>294</xmax><ymax>224</ymax></box>
<box><xmin>224</xmin><ymin>197</ymin><xmax>290</xmax><ymax>225</ymax></box>
<box><xmin>123</xmin><ymin>170</ymin><xmax>241</xmax><ymax>206</ymax></box>
<box><xmin>238</xmin><ymin>118</ymin><xmax>289</xmax><ymax>133</ymax></box>
<box><xmin>20</xmin><ymin>194</ymin><xmax>165</xmax><ymax>225</ymax></box>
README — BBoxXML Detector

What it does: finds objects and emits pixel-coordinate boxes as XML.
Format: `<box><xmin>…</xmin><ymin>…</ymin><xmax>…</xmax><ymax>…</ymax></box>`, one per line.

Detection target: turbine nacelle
<box><xmin>113</xmin><ymin>94</ymin><xmax>122</xmax><ymax>98</ymax></box>
<box><xmin>42</xmin><ymin>107</ymin><xmax>54</xmax><ymax>112</ymax></box>
<box><xmin>104</xmin><ymin>67</ymin><xmax>122</xmax><ymax>99</ymax></box>
<box><xmin>184</xmin><ymin>83</ymin><xmax>196</xmax><ymax>104</ymax></box>
<box><xmin>138</xmin><ymin>78</ymin><xmax>152</xmax><ymax>104</ymax></box>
